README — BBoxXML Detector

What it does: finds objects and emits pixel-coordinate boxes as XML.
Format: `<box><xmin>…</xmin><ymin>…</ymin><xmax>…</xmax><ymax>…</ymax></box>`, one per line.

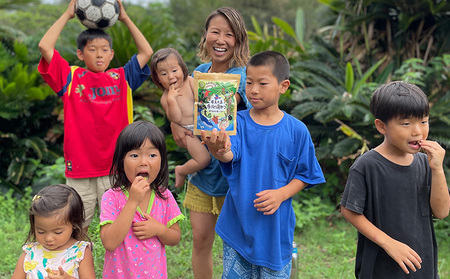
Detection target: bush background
<box><xmin>0</xmin><ymin>0</ymin><xmax>449</xmax><ymax>278</ymax></box>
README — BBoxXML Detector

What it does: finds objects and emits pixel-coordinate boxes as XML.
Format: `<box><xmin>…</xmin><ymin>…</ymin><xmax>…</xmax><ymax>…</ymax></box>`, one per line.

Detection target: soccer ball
<box><xmin>75</xmin><ymin>0</ymin><xmax>120</xmax><ymax>30</ymax></box>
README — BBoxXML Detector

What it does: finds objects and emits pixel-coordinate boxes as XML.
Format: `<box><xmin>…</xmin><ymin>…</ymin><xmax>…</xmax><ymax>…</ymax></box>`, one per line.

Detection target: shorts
<box><xmin>222</xmin><ymin>241</ymin><xmax>292</xmax><ymax>279</ymax></box>
<box><xmin>183</xmin><ymin>182</ymin><xmax>225</xmax><ymax>215</ymax></box>
<box><xmin>66</xmin><ymin>175</ymin><xmax>112</xmax><ymax>227</ymax></box>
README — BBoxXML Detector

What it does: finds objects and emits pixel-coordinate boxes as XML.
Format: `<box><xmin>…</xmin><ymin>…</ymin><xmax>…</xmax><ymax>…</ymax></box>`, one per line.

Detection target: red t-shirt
<box><xmin>38</xmin><ymin>50</ymin><xmax>150</xmax><ymax>178</ymax></box>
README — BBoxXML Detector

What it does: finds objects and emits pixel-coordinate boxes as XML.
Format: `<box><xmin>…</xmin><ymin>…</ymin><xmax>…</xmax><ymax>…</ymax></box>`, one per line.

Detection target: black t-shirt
<box><xmin>341</xmin><ymin>150</ymin><xmax>439</xmax><ymax>279</ymax></box>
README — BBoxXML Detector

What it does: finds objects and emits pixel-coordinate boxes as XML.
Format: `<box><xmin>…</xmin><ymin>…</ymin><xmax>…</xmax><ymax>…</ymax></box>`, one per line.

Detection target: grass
<box><xmin>1</xmin><ymin>190</ymin><xmax>449</xmax><ymax>278</ymax></box>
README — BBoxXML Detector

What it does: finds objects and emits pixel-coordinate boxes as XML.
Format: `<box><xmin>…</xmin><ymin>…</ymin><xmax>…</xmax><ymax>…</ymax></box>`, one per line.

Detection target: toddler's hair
<box><xmin>26</xmin><ymin>184</ymin><xmax>85</xmax><ymax>243</ymax></box>
<box><xmin>197</xmin><ymin>7</ymin><xmax>250</xmax><ymax>68</ymax></box>
<box><xmin>370</xmin><ymin>81</ymin><xmax>429</xmax><ymax>123</ymax></box>
<box><xmin>77</xmin><ymin>28</ymin><xmax>113</xmax><ymax>51</ymax></box>
<box><xmin>248</xmin><ymin>51</ymin><xmax>290</xmax><ymax>83</ymax></box>
<box><xmin>150</xmin><ymin>48</ymin><xmax>189</xmax><ymax>90</ymax></box>
<box><xmin>110</xmin><ymin>121</ymin><xmax>169</xmax><ymax>199</ymax></box>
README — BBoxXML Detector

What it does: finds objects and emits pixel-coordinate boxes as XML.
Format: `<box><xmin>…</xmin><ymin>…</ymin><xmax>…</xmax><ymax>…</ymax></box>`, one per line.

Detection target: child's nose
<box><xmin>45</xmin><ymin>234</ymin><xmax>53</xmax><ymax>242</ymax></box>
<box><xmin>139</xmin><ymin>156</ymin><xmax>150</xmax><ymax>165</ymax></box>
<box><xmin>411</xmin><ymin>124</ymin><xmax>422</xmax><ymax>135</ymax></box>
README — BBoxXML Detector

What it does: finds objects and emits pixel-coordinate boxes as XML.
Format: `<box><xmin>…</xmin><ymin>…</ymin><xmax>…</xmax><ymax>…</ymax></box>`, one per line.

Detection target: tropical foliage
<box><xmin>0</xmin><ymin>0</ymin><xmax>449</xmax><ymax>212</ymax></box>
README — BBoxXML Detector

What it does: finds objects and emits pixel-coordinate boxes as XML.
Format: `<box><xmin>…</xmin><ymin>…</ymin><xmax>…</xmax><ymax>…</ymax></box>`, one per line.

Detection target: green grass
<box><xmin>1</xmin><ymin>190</ymin><xmax>449</xmax><ymax>278</ymax></box>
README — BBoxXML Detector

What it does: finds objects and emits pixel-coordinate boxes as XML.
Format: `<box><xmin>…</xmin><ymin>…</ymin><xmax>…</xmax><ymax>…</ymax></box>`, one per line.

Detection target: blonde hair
<box><xmin>197</xmin><ymin>7</ymin><xmax>250</xmax><ymax>68</ymax></box>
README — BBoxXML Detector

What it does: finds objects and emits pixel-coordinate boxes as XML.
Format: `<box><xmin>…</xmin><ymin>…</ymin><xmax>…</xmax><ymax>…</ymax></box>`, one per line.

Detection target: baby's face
<box><xmin>156</xmin><ymin>55</ymin><xmax>185</xmax><ymax>90</ymax></box>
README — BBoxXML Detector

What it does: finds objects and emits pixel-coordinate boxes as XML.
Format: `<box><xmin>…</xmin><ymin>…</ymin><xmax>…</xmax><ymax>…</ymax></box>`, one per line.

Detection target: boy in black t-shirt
<box><xmin>340</xmin><ymin>81</ymin><xmax>450</xmax><ymax>278</ymax></box>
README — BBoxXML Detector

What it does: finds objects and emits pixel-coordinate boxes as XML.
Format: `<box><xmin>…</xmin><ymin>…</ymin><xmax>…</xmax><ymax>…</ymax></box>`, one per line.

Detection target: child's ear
<box><xmin>109</xmin><ymin>49</ymin><xmax>114</xmax><ymax>61</ymax></box>
<box><xmin>76</xmin><ymin>49</ymin><xmax>84</xmax><ymax>61</ymax></box>
<box><xmin>374</xmin><ymin>119</ymin><xmax>387</xmax><ymax>135</ymax></box>
<box><xmin>279</xmin><ymin>79</ymin><xmax>290</xmax><ymax>94</ymax></box>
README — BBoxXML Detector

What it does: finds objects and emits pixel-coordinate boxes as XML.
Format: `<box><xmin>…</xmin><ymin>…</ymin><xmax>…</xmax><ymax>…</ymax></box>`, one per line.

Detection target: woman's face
<box><xmin>205</xmin><ymin>15</ymin><xmax>236</xmax><ymax>68</ymax></box>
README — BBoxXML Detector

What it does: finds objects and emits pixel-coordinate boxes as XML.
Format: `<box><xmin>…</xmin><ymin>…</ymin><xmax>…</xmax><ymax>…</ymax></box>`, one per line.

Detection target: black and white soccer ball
<box><xmin>75</xmin><ymin>0</ymin><xmax>120</xmax><ymax>30</ymax></box>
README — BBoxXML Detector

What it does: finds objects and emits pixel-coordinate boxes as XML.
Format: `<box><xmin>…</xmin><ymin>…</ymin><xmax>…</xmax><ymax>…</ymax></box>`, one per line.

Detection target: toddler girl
<box><xmin>99</xmin><ymin>120</ymin><xmax>185</xmax><ymax>278</ymax></box>
<box><xmin>11</xmin><ymin>184</ymin><xmax>95</xmax><ymax>279</ymax></box>
<box><xmin>151</xmin><ymin>47</ymin><xmax>211</xmax><ymax>188</ymax></box>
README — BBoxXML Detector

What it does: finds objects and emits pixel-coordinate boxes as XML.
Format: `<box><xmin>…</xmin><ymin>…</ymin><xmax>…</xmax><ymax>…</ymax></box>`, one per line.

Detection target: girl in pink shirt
<box><xmin>99</xmin><ymin>121</ymin><xmax>185</xmax><ymax>278</ymax></box>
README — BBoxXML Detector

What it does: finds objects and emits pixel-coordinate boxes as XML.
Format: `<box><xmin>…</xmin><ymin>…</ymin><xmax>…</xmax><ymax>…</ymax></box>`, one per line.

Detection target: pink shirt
<box><xmin>100</xmin><ymin>188</ymin><xmax>184</xmax><ymax>278</ymax></box>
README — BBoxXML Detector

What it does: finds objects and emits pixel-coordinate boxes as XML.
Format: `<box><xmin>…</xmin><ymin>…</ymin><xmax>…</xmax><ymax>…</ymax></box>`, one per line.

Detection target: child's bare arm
<box><xmin>201</xmin><ymin>128</ymin><xmax>233</xmax><ymax>163</ymax></box>
<box><xmin>38</xmin><ymin>0</ymin><xmax>75</xmax><ymax>64</ymax></box>
<box><xmin>132</xmin><ymin>212</ymin><xmax>182</xmax><ymax>246</ymax></box>
<box><xmin>100</xmin><ymin>176</ymin><xmax>150</xmax><ymax>251</ymax></box>
<box><xmin>117</xmin><ymin>0</ymin><xmax>153</xmax><ymax>68</ymax></box>
<box><xmin>77</xmin><ymin>246</ymin><xmax>96</xmax><ymax>279</ymax></box>
<box><xmin>11</xmin><ymin>252</ymin><xmax>26</xmax><ymax>279</ymax></box>
<box><xmin>340</xmin><ymin>206</ymin><xmax>422</xmax><ymax>274</ymax></box>
<box><xmin>420</xmin><ymin>140</ymin><xmax>450</xmax><ymax>219</ymax></box>
<box><xmin>254</xmin><ymin>179</ymin><xmax>307</xmax><ymax>215</ymax></box>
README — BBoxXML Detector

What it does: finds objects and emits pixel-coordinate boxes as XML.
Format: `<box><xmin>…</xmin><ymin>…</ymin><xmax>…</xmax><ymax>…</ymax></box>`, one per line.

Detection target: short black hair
<box><xmin>77</xmin><ymin>28</ymin><xmax>113</xmax><ymax>51</ymax></box>
<box><xmin>247</xmin><ymin>51</ymin><xmax>290</xmax><ymax>83</ymax></box>
<box><xmin>110</xmin><ymin>121</ymin><xmax>169</xmax><ymax>199</ymax></box>
<box><xmin>370</xmin><ymin>81</ymin><xmax>429</xmax><ymax>123</ymax></box>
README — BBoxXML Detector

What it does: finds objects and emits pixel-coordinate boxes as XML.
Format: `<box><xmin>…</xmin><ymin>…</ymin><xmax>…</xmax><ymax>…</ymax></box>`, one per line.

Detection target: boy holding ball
<box><xmin>38</xmin><ymin>0</ymin><xmax>152</xmax><ymax>233</ymax></box>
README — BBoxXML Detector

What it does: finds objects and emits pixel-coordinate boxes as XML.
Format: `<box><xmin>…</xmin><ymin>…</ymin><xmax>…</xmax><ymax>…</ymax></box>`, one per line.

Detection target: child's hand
<box><xmin>383</xmin><ymin>238</ymin><xmax>422</xmax><ymax>274</ymax></box>
<box><xmin>254</xmin><ymin>189</ymin><xmax>284</xmax><ymax>215</ymax></box>
<box><xmin>117</xmin><ymin>0</ymin><xmax>129</xmax><ymax>21</ymax></box>
<box><xmin>201</xmin><ymin>128</ymin><xmax>231</xmax><ymax>155</ymax></box>
<box><xmin>419</xmin><ymin>140</ymin><xmax>445</xmax><ymax>171</ymax></box>
<box><xmin>65</xmin><ymin>0</ymin><xmax>76</xmax><ymax>19</ymax></box>
<box><xmin>47</xmin><ymin>266</ymin><xmax>71</xmax><ymax>279</ymax></box>
<box><xmin>128</xmin><ymin>176</ymin><xmax>150</xmax><ymax>205</ymax></box>
<box><xmin>167</xmin><ymin>83</ymin><xmax>182</xmax><ymax>99</ymax></box>
<box><xmin>132</xmin><ymin>212</ymin><xmax>164</xmax><ymax>240</ymax></box>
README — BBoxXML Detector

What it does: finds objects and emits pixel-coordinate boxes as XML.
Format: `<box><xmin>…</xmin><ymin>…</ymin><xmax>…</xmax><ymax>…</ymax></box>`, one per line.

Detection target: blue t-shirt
<box><xmin>188</xmin><ymin>62</ymin><xmax>250</xmax><ymax>196</ymax></box>
<box><xmin>216</xmin><ymin>110</ymin><xmax>326</xmax><ymax>270</ymax></box>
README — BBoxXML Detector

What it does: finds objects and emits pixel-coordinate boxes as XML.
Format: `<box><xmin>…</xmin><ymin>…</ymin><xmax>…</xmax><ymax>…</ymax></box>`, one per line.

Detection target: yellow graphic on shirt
<box><xmin>76</xmin><ymin>84</ymin><xmax>85</xmax><ymax>97</ymax></box>
<box><xmin>24</xmin><ymin>260</ymin><xmax>39</xmax><ymax>271</ymax></box>
<box><xmin>42</xmin><ymin>249</ymin><xmax>58</xmax><ymax>259</ymax></box>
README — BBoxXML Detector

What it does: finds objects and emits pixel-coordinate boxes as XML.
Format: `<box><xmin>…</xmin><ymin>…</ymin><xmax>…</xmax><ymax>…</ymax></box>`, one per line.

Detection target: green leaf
<box><xmin>331</xmin><ymin>138</ymin><xmax>361</xmax><ymax>158</ymax></box>
<box><xmin>251</xmin><ymin>16</ymin><xmax>262</xmax><ymax>37</ymax></box>
<box><xmin>345</xmin><ymin>62</ymin><xmax>354</xmax><ymax>93</ymax></box>
<box><xmin>295</xmin><ymin>8</ymin><xmax>305</xmax><ymax>50</ymax></box>
<box><xmin>353</xmin><ymin>57</ymin><xmax>386</xmax><ymax>98</ymax></box>
<box><xmin>272</xmin><ymin>17</ymin><xmax>296</xmax><ymax>39</ymax></box>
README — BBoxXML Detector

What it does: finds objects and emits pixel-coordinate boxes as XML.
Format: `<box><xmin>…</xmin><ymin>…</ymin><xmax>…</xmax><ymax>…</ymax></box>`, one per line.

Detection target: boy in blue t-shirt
<box><xmin>202</xmin><ymin>51</ymin><xmax>325</xmax><ymax>278</ymax></box>
<box><xmin>340</xmin><ymin>81</ymin><xmax>450</xmax><ymax>278</ymax></box>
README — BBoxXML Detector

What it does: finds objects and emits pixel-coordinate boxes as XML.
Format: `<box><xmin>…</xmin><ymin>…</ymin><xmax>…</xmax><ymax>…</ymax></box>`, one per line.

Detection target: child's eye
<box><xmin>130</xmin><ymin>154</ymin><xmax>138</xmax><ymax>158</ymax></box>
<box><xmin>55</xmin><ymin>231</ymin><xmax>63</xmax><ymax>235</ymax></box>
<box><xmin>227</xmin><ymin>33</ymin><xmax>234</xmax><ymax>37</ymax></box>
<box><xmin>260</xmin><ymin>83</ymin><xmax>268</xmax><ymax>86</ymax></box>
<box><xmin>149</xmin><ymin>154</ymin><xmax>157</xmax><ymax>158</ymax></box>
